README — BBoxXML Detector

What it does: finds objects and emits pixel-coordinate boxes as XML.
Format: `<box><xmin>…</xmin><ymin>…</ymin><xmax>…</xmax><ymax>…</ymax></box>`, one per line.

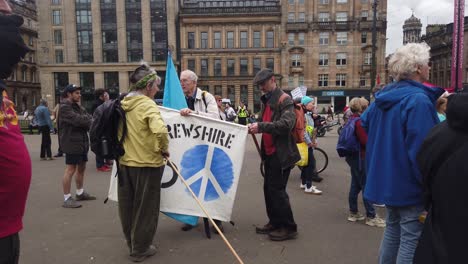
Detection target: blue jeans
<box><xmin>345</xmin><ymin>154</ymin><xmax>375</xmax><ymax>218</ymax></box>
<box><xmin>379</xmin><ymin>204</ymin><xmax>424</xmax><ymax>264</ymax></box>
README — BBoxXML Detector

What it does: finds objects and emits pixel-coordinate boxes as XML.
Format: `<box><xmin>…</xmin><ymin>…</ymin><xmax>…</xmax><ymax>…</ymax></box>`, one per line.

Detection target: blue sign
<box><xmin>180</xmin><ymin>145</ymin><xmax>234</xmax><ymax>201</ymax></box>
<box><xmin>322</xmin><ymin>91</ymin><xmax>345</xmax><ymax>97</ymax></box>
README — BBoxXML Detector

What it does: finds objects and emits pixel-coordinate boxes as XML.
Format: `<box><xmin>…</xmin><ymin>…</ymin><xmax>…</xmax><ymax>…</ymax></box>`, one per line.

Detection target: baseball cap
<box><xmin>253</xmin><ymin>68</ymin><xmax>274</xmax><ymax>86</ymax></box>
<box><xmin>63</xmin><ymin>84</ymin><xmax>81</xmax><ymax>95</ymax></box>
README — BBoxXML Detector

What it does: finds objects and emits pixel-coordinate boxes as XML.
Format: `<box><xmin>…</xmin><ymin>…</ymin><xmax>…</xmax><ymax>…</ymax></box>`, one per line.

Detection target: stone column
<box><xmin>119</xmin><ymin>71</ymin><xmax>129</xmax><ymax>93</ymax></box>
<box><xmin>116</xmin><ymin>0</ymin><xmax>127</xmax><ymax>62</ymax></box>
<box><xmin>91</xmin><ymin>0</ymin><xmax>102</xmax><ymax>63</ymax></box>
<box><xmin>95</xmin><ymin>72</ymin><xmax>104</xmax><ymax>89</ymax></box>
<box><xmin>141</xmin><ymin>0</ymin><xmax>152</xmax><ymax>62</ymax></box>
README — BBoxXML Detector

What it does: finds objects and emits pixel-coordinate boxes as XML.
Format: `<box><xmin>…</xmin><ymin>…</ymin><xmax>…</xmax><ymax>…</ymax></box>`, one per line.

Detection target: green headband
<box><xmin>131</xmin><ymin>73</ymin><xmax>158</xmax><ymax>91</ymax></box>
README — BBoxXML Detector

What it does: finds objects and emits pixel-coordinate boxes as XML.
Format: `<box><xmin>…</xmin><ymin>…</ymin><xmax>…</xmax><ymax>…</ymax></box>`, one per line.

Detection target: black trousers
<box><xmin>263</xmin><ymin>153</ymin><xmax>297</xmax><ymax>231</ymax></box>
<box><xmin>0</xmin><ymin>233</ymin><xmax>19</xmax><ymax>264</ymax></box>
<box><xmin>238</xmin><ymin>117</ymin><xmax>247</xmax><ymax>125</ymax></box>
<box><xmin>39</xmin><ymin>125</ymin><xmax>52</xmax><ymax>158</ymax></box>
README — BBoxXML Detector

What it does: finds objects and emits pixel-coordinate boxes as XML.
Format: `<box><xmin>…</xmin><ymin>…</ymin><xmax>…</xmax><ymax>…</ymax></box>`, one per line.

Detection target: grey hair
<box><xmin>389</xmin><ymin>43</ymin><xmax>431</xmax><ymax>81</ymax></box>
<box><xmin>40</xmin><ymin>98</ymin><xmax>47</xmax><ymax>106</ymax></box>
<box><xmin>129</xmin><ymin>60</ymin><xmax>160</xmax><ymax>87</ymax></box>
<box><xmin>181</xmin><ymin>69</ymin><xmax>198</xmax><ymax>82</ymax></box>
<box><xmin>349</xmin><ymin>97</ymin><xmax>369</xmax><ymax>114</ymax></box>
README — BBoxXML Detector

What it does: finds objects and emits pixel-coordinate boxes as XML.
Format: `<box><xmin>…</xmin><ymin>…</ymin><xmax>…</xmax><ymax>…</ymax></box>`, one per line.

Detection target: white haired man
<box><xmin>361</xmin><ymin>43</ymin><xmax>445</xmax><ymax>263</ymax></box>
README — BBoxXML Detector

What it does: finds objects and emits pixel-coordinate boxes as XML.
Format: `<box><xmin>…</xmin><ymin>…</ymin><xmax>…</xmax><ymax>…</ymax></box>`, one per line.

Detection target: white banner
<box><xmin>108</xmin><ymin>106</ymin><xmax>248</xmax><ymax>222</ymax></box>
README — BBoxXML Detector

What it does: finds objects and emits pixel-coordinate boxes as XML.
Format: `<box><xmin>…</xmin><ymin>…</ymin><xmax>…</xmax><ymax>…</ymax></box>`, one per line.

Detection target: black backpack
<box><xmin>90</xmin><ymin>96</ymin><xmax>127</xmax><ymax>160</ymax></box>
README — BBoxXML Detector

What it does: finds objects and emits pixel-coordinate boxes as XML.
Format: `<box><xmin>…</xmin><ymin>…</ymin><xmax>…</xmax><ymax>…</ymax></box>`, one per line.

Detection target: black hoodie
<box><xmin>414</xmin><ymin>93</ymin><xmax>468</xmax><ymax>264</ymax></box>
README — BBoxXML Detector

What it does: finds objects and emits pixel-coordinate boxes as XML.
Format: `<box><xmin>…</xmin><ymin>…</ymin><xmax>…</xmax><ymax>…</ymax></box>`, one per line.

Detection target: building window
<box><xmin>54</xmin><ymin>30</ymin><xmax>63</xmax><ymax>45</ymax></box>
<box><xmin>320</xmin><ymin>0</ymin><xmax>329</xmax><ymax>4</ymax></box>
<box><xmin>76</xmin><ymin>10</ymin><xmax>92</xmax><ymax>24</ymax></box>
<box><xmin>291</xmin><ymin>54</ymin><xmax>301</xmax><ymax>67</ymax></box>
<box><xmin>337</xmin><ymin>0</ymin><xmax>347</xmax><ymax>3</ymax></box>
<box><xmin>55</xmin><ymin>49</ymin><xmax>64</xmax><ymax>63</ymax></box>
<box><xmin>336</xmin><ymin>74</ymin><xmax>346</xmax><ymax>87</ymax></box>
<box><xmin>31</xmin><ymin>70</ymin><xmax>37</xmax><ymax>83</ymax></box>
<box><xmin>337</xmin><ymin>32</ymin><xmax>347</xmax><ymax>45</ymax></box>
<box><xmin>188</xmin><ymin>32</ymin><xmax>195</xmax><ymax>49</ymax></box>
<box><xmin>361</xmin><ymin>0</ymin><xmax>368</xmax><ymax>2</ymax></box>
<box><xmin>187</xmin><ymin>59</ymin><xmax>195</xmax><ymax>71</ymax></box>
<box><xmin>318</xmin><ymin>74</ymin><xmax>328</xmax><ymax>87</ymax></box>
<box><xmin>214</xmin><ymin>31</ymin><xmax>221</xmax><ymax>48</ymax></box>
<box><xmin>266</xmin><ymin>31</ymin><xmax>274</xmax><ymax>48</ymax></box>
<box><xmin>298</xmin><ymin>33</ymin><xmax>305</xmax><ymax>46</ymax></box>
<box><xmin>336</xmin><ymin>12</ymin><xmax>347</xmax><ymax>22</ymax></box>
<box><xmin>104</xmin><ymin>72</ymin><xmax>119</xmax><ymax>94</ymax></box>
<box><xmin>22</xmin><ymin>68</ymin><xmax>27</xmax><ymax>82</ymax></box>
<box><xmin>52</xmin><ymin>0</ymin><xmax>61</xmax><ymax>4</ymax></box>
<box><xmin>52</xmin><ymin>10</ymin><xmax>62</xmax><ymax>25</ymax></box>
<box><xmin>361</xmin><ymin>32</ymin><xmax>368</xmax><ymax>44</ymax></box>
<box><xmin>240</xmin><ymin>58</ymin><xmax>248</xmax><ymax>75</ymax></box>
<box><xmin>253</xmin><ymin>58</ymin><xmax>261</xmax><ymax>74</ymax></box>
<box><xmin>319</xmin><ymin>32</ymin><xmax>329</xmax><ymax>45</ymax></box>
<box><xmin>103</xmin><ymin>50</ymin><xmax>118</xmax><ymax>62</ymax></box>
<box><xmin>298</xmin><ymin>13</ymin><xmax>306</xmax><ymax>22</ymax></box>
<box><xmin>298</xmin><ymin>75</ymin><xmax>304</xmax><ymax>86</ymax></box>
<box><xmin>28</xmin><ymin>36</ymin><xmax>34</xmax><ymax>46</ymax></box>
<box><xmin>266</xmin><ymin>58</ymin><xmax>274</xmax><ymax>71</ymax></box>
<box><xmin>215</xmin><ymin>85</ymin><xmax>222</xmax><ymax>96</ymax></box>
<box><xmin>253</xmin><ymin>31</ymin><xmax>261</xmax><ymax>48</ymax></box>
<box><xmin>227</xmin><ymin>59</ymin><xmax>235</xmax><ymax>76</ymax></box>
<box><xmin>364</xmin><ymin>52</ymin><xmax>372</xmax><ymax>65</ymax></box>
<box><xmin>227</xmin><ymin>31</ymin><xmax>234</xmax><ymax>48</ymax></box>
<box><xmin>288</xmin><ymin>33</ymin><xmax>295</xmax><ymax>46</ymax></box>
<box><xmin>336</xmin><ymin>53</ymin><xmax>347</xmax><ymax>66</ymax></box>
<box><xmin>201</xmin><ymin>32</ymin><xmax>208</xmax><ymax>49</ymax></box>
<box><xmin>240</xmin><ymin>85</ymin><xmax>248</xmax><ymax>104</ymax></box>
<box><xmin>214</xmin><ymin>58</ymin><xmax>222</xmax><ymax>76</ymax></box>
<box><xmin>319</xmin><ymin>53</ymin><xmax>329</xmax><ymax>66</ymax></box>
<box><xmin>319</xmin><ymin>12</ymin><xmax>330</xmax><ymax>22</ymax></box>
<box><xmin>79</xmin><ymin>72</ymin><xmax>94</xmax><ymax>94</ymax></box>
<box><xmin>360</xmin><ymin>75</ymin><xmax>367</xmax><ymax>87</ymax></box>
<box><xmin>77</xmin><ymin>30</ymin><xmax>92</xmax><ymax>44</ymax></box>
<box><xmin>288</xmin><ymin>76</ymin><xmax>294</xmax><ymax>88</ymax></box>
<box><xmin>288</xmin><ymin>0</ymin><xmax>294</xmax><ymax>3</ymax></box>
<box><xmin>361</xmin><ymin>11</ymin><xmax>368</xmax><ymax>21</ymax></box>
<box><xmin>201</xmin><ymin>59</ymin><xmax>208</xmax><ymax>76</ymax></box>
<box><xmin>227</xmin><ymin>85</ymin><xmax>235</xmax><ymax>106</ymax></box>
<box><xmin>240</xmin><ymin>31</ymin><xmax>248</xmax><ymax>48</ymax></box>
<box><xmin>288</xmin><ymin>13</ymin><xmax>295</xmax><ymax>23</ymax></box>
<box><xmin>78</xmin><ymin>49</ymin><xmax>93</xmax><ymax>63</ymax></box>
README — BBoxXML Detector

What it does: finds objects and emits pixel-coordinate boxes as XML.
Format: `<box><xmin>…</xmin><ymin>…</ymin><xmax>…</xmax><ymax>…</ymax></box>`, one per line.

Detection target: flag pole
<box><xmin>165</xmin><ymin>158</ymin><xmax>245</xmax><ymax>264</ymax></box>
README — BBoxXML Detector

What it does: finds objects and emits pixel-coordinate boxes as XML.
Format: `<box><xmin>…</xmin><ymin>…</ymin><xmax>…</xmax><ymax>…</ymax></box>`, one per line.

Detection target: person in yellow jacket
<box><xmin>118</xmin><ymin>62</ymin><xmax>169</xmax><ymax>262</ymax></box>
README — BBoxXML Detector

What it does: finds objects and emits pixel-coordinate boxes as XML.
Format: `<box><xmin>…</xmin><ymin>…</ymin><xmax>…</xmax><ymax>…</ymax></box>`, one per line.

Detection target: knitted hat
<box><xmin>301</xmin><ymin>96</ymin><xmax>314</xmax><ymax>105</ymax></box>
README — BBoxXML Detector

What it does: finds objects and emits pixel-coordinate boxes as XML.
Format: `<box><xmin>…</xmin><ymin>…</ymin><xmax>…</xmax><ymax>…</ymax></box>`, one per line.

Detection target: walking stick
<box><xmin>165</xmin><ymin>158</ymin><xmax>245</xmax><ymax>264</ymax></box>
<box><xmin>251</xmin><ymin>134</ymin><xmax>265</xmax><ymax>177</ymax></box>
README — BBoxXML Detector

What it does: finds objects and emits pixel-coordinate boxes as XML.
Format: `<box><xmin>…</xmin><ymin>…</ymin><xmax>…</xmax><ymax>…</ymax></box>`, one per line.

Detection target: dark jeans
<box><xmin>118</xmin><ymin>165</ymin><xmax>164</xmax><ymax>255</ymax></box>
<box><xmin>345</xmin><ymin>154</ymin><xmax>375</xmax><ymax>218</ymax></box>
<box><xmin>95</xmin><ymin>155</ymin><xmax>105</xmax><ymax>168</ymax></box>
<box><xmin>39</xmin><ymin>125</ymin><xmax>52</xmax><ymax>158</ymax></box>
<box><xmin>238</xmin><ymin>117</ymin><xmax>247</xmax><ymax>125</ymax></box>
<box><xmin>300</xmin><ymin>147</ymin><xmax>317</xmax><ymax>188</ymax></box>
<box><xmin>0</xmin><ymin>233</ymin><xmax>19</xmax><ymax>264</ymax></box>
<box><xmin>264</xmin><ymin>153</ymin><xmax>297</xmax><ymax>231</ymax></box>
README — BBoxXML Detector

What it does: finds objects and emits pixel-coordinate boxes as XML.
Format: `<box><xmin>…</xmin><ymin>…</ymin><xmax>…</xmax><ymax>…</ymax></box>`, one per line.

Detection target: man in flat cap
<box><xmin>58</xmin><ymin>84</ymin><xmax>95</xmax><ymax>208</ymax></box>
<box><xmin>248</xmin><ymin>69</ymin><xmax>301</xmax><ymax>241</ymax></box>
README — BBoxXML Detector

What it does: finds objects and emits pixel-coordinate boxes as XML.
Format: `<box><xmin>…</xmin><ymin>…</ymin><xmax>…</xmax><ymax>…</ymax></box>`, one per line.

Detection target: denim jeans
<box><xmin>345</xmin><ymin>154</ymin><xmax>375</xmax><ymax>218</ymax></box>
<box><xmin>379</xmin><ymin>204</ymin><xmax>425</xmax><ymax>264</ymax></box>
<box><xmin>300</xmin><ymin>147</ymin><xmax>317</xmax><ymax>188</ymax></box>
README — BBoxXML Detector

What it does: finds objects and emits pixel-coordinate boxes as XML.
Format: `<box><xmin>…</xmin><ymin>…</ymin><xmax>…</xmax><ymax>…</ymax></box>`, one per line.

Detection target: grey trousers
<box><xmin>118</xmin><ymin>165</ymin><xmax>164</xmax><ymax>255</ymax></box>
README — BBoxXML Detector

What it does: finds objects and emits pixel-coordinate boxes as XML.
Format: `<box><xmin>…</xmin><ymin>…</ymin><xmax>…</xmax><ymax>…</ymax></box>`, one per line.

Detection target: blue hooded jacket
<box><xmin>361</xmin><ymin>80</ymin><xmax>444</xmax><ymax>206</ymax></box>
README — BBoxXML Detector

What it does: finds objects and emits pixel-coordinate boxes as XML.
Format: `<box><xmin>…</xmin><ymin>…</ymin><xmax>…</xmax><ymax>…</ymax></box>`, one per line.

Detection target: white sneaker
<box><xmin>366</xmin><ymin>216</ymin><xmax>386</xmax><ymax>227</ymax></box>
<box><xmin>304</xmin><ymin>186</ymin><xmax>322</xmax><ymax>195</ymax></box>
<box><xmin>373</xmin><ymin>204</ymin><xmax>386</xmax><ymax>208</ymax></box>
<box><xmin>347</xmin><ymin>212</ymin><xmax>365</xmax><ymax>222</ymax></box>
<box><xmin>300</xmin><ymin>183</ymin><xmax>306</xmax><ymax>189</ymax></box>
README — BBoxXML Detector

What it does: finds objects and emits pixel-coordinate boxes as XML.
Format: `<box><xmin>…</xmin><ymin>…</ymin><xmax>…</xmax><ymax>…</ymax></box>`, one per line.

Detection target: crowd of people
<box><xmin>1</xmin><ymin>0</ymin><xmax>466</xmax><ymax>261</ymax></box>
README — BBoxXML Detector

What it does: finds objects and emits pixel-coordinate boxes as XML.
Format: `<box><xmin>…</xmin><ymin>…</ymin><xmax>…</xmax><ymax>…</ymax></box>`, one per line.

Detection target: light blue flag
<box><xmin>163</xmin><ymin>52</ymin><xmax>188</xmax><ymax>110</ymax></box>
<box><xmin>162</xmin><ymin>52</ymin><xmax>198</xmax><ymax>226</ymax></box>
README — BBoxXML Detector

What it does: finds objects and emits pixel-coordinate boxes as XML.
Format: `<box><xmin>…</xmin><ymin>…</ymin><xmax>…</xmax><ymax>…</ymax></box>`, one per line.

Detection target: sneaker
<box><xmin>268</xmin><ymin>228</ymin><xmax>298</xmax><ymax>241</ymax></box>
<box><xmin>129</xmin><ymin>245</ymin><xmax>157</xmax><ymax>262</ymax></box>
<box><xmin>305</xmin><ymin>186</ymin><xmax>322</xmax><ymax>195</ymax></box>
<box><xmin>97</xmin><ymin>165</ymin><xmax>111</xmax><ymax>172</ymax></box>
<box><xmin>62</xmin><ymin>197</ymin><xmax>82</xmax><ymax>208</ymax></box>
<box><xmin>347</xmin><ymin>212</ymin><xmax>366</xmax><ymax>222</ymax></box>
<box><xmin>366</xmin><ymin>216</ymin><xmax>386</xmax><ymax>227</ymax></box>
<box><xmin>255</xmin><ymin>223</ymin><xmax>278</xmax><ymax>234</ymax></box>
<box><xmin>373</xmin><ymin>204</ymin><xmax>386</xmax><ymax>208</ymax></box>
<box><xmin>46</xmin><ymin>157</ymin><xmax>54</xmax><ymax>161</ymax></box>
<box><xmin>300</xmin><ymin>183</ymin><xmax>306</xmax><ymax>189</ymax></box>
<box><xmin>76</xmin><ymin>192</ymin><xmax>96</xmax><ymax>201</ymax></box>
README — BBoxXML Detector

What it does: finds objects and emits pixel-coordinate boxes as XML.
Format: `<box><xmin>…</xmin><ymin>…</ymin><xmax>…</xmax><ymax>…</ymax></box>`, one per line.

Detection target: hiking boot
<box><xmin>76</xmin><ymin>192</ymin><xmax>96</xmax><ymax>201</ymax></box>
<box><xmin>62</xmin><ymin>197</ymin><xmax>82</xmax><ymax>208</ymax></box>
<box><xmin>347</xmin><ymin>212</ymin><xmax>366</xmax><ymax>222</ymax></box>
<box><xmin>305</xmin><ymin>186</ymin><xmax>322</xmax><ymax>195</ymax></box>
<box><xmin>255</xmin><ymin>223</ymin><xmax>277</xmax><ymax>234</ymax></box>
<box><xmin>366</xmin><ymin>216</ymin><xmax>386</xmax><ymax>228</ymax></box>
<box><xmin>129</xmin><ymin>245</ymin><xmax>157</xmax><ymax>262</ymax></box>
<box><xmin>268</xmin><ymin>228</ymin><xmax>298</xmax><ymax>241</ymax></box>
<box><xmin>97</xmin><ymin>165</ymin><xmax>111</xmax><ymax>172</ymax></box>
<box><xmin>181</xmin><ymin>224</ymin><xmax>195</xmax><ymax>231</ymax></box>
<box><xmin>311</xmin><ymin>176</ymin><xmax>323</xmax><ymax>182</ymax></box>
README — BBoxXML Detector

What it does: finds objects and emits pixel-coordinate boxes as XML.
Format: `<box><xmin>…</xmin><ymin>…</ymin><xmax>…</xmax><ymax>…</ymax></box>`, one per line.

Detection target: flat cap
<box><xmin>253</xmin><ymin>68</ymin><xmax>274</xmax><ymax>85</ymax></box>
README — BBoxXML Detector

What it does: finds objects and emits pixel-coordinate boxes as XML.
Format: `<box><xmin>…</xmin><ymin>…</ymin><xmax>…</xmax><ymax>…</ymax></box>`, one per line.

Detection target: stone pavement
<box><xmin>19</xmin><ymin>130</ymin><xmax>384</xmax><ymax>264</ymax></box>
